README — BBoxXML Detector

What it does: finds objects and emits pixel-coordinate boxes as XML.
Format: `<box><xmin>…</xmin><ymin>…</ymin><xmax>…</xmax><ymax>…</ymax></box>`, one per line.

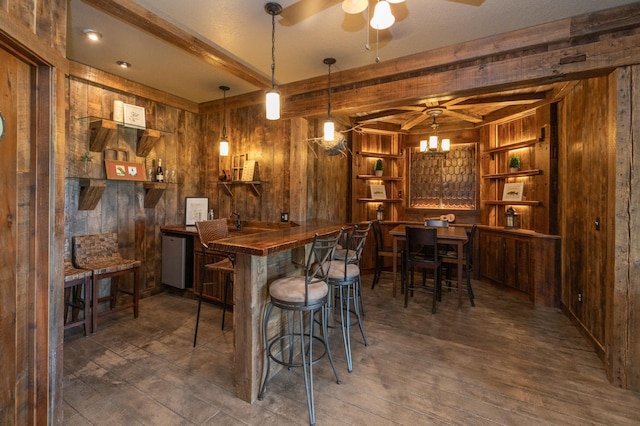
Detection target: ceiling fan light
<box><xmin>370</xmin><ymin>1</ymin><xmax>395</xmax><ymax>30</ymax></box>
<box><xmin>420</xmin><ymin>140</ymin><xmax>428</xmax><ymax>152</ymax></box>
<box><xmin>324</xmin><ymin>120</ymin><xmax>335</xmax><ymax>142</ymax></box>
<box><xmin>266</xmin><ymin>88</ymin><xmax>280</xmax><ymax>120</ymax></box>
<box><xmin>342</xmin><ymin>0</ymin><xmax>368</xmax><ymax>14</ymax></box>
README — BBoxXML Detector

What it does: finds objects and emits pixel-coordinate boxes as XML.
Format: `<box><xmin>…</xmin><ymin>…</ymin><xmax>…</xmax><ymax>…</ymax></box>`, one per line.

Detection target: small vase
<box><xmin>510</xmin><ymin>167</ymin><xmax>519</xmax><ymax>173</ymax></box>
<box><xmin>82</xmin><ymin>159</ymin><xmax>93</xmax><ymax>177</ymax></box>
<box><xmin>374</xmin><ymin>170</ymin><xmax>383</xmax><ymax>177</ymax></box>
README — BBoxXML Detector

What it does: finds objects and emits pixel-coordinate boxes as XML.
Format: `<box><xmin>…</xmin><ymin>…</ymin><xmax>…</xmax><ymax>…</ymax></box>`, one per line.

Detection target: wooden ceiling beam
<box><xmin>81</xmin><ymin>0</ymin><xmax>272</xmax><ymax>90</ymax></box>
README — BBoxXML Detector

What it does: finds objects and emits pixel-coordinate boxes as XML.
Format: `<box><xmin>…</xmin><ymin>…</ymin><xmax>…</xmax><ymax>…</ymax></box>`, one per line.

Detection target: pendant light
<box><xmin>419</xmin><ymin>109</ymin><xmax>450</xmax><ymax>156</ymax></box>
<box><xmin>265</xmin><ymin>3</ymin><xmax>282</xmax><ymax>120</ymax></box>
<box><xmin>323</xmin><ymin>57</ymin><xmax>336</xmax><ymax>142</ymax></box>
<box><xmin>342</xmin><ymin>0</ymin><xmax>368</xmax><ymax>14</ymax></box>
<box><xmin>219</xmin><ymin>86</ymin><xmax>230</xmax><ymax>156</ymax></box>
<box><xmin>370</xmin><ymin>1</ymin><xmax>395</xmax><ymax>30</ymax></box>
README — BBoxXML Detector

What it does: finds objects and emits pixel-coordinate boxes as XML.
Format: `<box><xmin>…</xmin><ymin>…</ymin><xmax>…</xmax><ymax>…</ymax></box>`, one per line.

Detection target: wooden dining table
<box><xmin>389</xmin><ymin>224</ymin><xmax>469</xmax><ymax>307</ymax></box>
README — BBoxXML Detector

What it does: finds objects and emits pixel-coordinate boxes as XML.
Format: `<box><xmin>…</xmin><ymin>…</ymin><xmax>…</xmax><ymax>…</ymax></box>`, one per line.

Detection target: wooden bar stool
<box><xmin>193</xmin><ymin>219</ymin><xmax>234</xmax><ymax>347</ymax></box>
<box><xmin>63</xmin><ymin>238</ymin><xmax>92</xmax><ymax>336</ymax></box>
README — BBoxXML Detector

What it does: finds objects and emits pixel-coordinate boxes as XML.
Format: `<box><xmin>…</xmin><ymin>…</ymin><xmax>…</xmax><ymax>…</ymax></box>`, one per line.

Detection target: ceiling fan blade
<box><xmin>401</xmin><ymin>112</ymin><xmax>430</xmax><ymax>131</ymax></box>
<box><xmin>446</xmin><ymin>0</ymin><xmax>485</xmax><ymax>6</ymax></box>
<box><xmin>279</xmin><ymin>0</ymin><xmax>342</xmax><ymax>26</ymax></box>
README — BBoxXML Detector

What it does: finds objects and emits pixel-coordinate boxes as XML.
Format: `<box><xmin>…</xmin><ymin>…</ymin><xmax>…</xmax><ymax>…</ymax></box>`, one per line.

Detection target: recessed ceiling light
<box><xmin>116</xmin><ymin>61</ymin><xmax>131</xmax><ymax>69</ymax></box>
<box><xmin>82</xmin><ymin>29</ymin><xmax>102</xmax><ymax>41</ymax></box>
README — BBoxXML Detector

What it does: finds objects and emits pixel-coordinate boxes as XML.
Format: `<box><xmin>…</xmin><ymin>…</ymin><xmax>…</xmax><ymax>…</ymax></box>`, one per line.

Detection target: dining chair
<box><xmin>259</xmin><ymin>231</ymin><xmax>343</xmax><ymax>426</ymax></box>
<box><xmin>403</xmin><ymin>226</ymin><xmax>442</xmax><ymax>314</ymax></box>
<box><xmin>441</xmin><ymin>224</ymin><xmax>477</xmax><ymax>307</ymax></box>
<box><xmin>194</xmin><ymin>219</ymin><xmax>234</xmax><ymax>347</ymax></box>
<box><xmin>371</xmin><ymin>220</ymin><xmax>402</xmax><ymax>290</ymax></box>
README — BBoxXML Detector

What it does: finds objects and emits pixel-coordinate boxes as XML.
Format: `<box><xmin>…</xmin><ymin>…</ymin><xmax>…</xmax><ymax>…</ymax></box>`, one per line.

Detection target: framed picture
<box><xmin>123</xmin><ymin>103</ymin><xmax>146</xmax><ymax>129</ymax></box>
<box><xmin>370</xmin><ymin>184</ymin><xmax>387</xmax><ymax>199</ymax></box>
<box><xmin>185</xmin><ymin>197</ymin><xmax>209</xmax><ymax>225</ymax></box>
<box><xmin>104</xmin><ymin>160</ymin><xmax>146</xmax><ymax>181</ymax></box>
<box><xmin>502</xmin><ymin>182</ymin><xmax>524</xmax><ymax>201</ymax></box>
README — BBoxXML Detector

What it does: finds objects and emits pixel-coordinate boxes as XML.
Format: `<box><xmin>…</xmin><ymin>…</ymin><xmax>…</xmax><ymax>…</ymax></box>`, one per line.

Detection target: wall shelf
<box><xmin>78</xmin><ymin>178</ymin><xmax>107</xmax><ymax>210</ymax></box>
<box><xmin>356</xmin><ymin>175</ymin><xmax>403</xmax><ymax>181</ymax></box>
<box><xmin>218</xmin><ymin>181</ymin><xmax>262</xmax><ymax>197</ymax></box>
<box><xmin>482</xmin><ymin>169</ymin><xmax>543</xmax><ymax>179</ymax></box>
<box><xmin>482</xmin><ymin>200</ymin><xmax>542</xmax><ymax>206</ymax></box>
<box><xmin>81</xmin><ymin>117</ymin><xmax>170</xmax><ymax>154</ymax></box>
<box><xmin>143</xmin><ymin>182</ymin><xmax>166</xmax><ymax>208</ymax></box>
<box><xmin>357</xmin><ymin>198</ymin><xmax>403</xmax><ymax>203</ymax></box>
<box><xmin>356</xmin><ymin>151</ymin><xmax>403</xmax><ymax>159</ymax></box>
<box><xmin>484</xmin><ymin>138</ymin><xmax>538</xmax><ymax>157</ymax></box>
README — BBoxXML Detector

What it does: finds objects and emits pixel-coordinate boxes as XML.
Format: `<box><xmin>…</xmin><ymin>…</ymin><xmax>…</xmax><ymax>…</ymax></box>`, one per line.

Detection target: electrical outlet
<box><xmin>280</xmin><ymin>212</ymin><xmax>289</xmax><ymax>222</ymax></box>
<box><xmin>578</xmin><ymin>293</ymin><xmax>583</xmax><ymax>302</ymax></box>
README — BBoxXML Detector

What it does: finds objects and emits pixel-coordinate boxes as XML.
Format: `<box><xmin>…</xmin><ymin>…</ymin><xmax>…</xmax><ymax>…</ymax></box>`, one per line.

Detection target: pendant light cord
<box><xmin>327</xmin><ymin>62</ymin><xmax>332</xmax><ymax>118</ymax></box>
<box><xmin>271</xmin><ymin>11</ymin><xmax>276</xmax><ymax>88</ymax></box>
<box><xmin>222</xmin><ymin>90</ymin><xmax>227</xmax><ymax>138</ymax></box>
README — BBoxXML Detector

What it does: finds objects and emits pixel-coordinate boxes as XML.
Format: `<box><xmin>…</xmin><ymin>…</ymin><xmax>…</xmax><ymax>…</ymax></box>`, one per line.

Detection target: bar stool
<box><xmin>327</xmin><ymin>224</ymin><xmax>369</xmax><ymax>373</ymax></box>
<box><xmin>63</xmin><ymin>238</ymin><xmax>91</xmax><ymax>336</ymax></box>
<box><xmin>259</xmin><ymin>231</ymin><xmax>343</xmax><ymax>426</ymax></box>
<box><xmin>194</xmin><ymin>219</ymin><xmax>234</xmax><ymax>347</ymax></box>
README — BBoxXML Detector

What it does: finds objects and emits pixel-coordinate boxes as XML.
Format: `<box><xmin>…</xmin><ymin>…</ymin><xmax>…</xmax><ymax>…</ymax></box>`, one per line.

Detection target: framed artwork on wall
<box><xmin>502</xmin><ymin>182</ymin><xmax>524</xmax><ymax>201</ymax></box>
<box><xmin>104</xmin><ymin>160</ymin><xmax>146</xmax><ymax>181</ymax></box>
<box><xmin>185</xmin><ymin>197</ymin><xmax>209</xmax><ymax>226</ymax></box>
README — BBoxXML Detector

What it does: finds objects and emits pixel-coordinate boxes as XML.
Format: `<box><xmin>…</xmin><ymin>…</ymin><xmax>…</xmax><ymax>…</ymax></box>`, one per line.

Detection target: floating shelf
<box><xmin>484</xmin><ymin>139</ymin><xmax>538</xmax><ymax>156</ymax></box>
<box><xmin>356</xmin><ymin>151</ymin><xmax>404</xmax><ymax>159</ymax></box>
<box><xmin>482</xmin><ymin>169</ymin><xmax>543</xmax><ymax>179</ymax></box>
<box><xmin>218</xmin><ymin>181</ymin><xmax>262</xmax><ymax>197</ymax></box>
<box><xmin>357</xmin><ymin>198</ymin><xmax>403</xmax><ymax>203</ymax></box>
<box><xmin>78</xmin><ymin>178</ymin><xmax>107</xmax><ymax>210</ymax></box>
<box><xmin>143</xmin><ymin>182</ymin><xmax>166</xmax><ymax>208</ymax></box>
<box><xmin>136</xmin><ymin>129</ymin><xmax>162</xmax><ymax>156</ymax></box>
<box><xmin>483</xmin><ymin>200</ymin><xmax>542</xmax><ymax>206</ymax></box>
<box><xmin>356</xmin><ymin>175</ymin><xmax>403</xmax><ymax>181</ymax></box>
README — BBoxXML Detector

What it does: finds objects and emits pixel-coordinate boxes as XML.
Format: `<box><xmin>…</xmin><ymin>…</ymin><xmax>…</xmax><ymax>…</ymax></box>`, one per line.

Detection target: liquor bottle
<box><xmin>156</xmin><ymin>158</ymin><xmax>164</xmax><ymax>182</ymax></box>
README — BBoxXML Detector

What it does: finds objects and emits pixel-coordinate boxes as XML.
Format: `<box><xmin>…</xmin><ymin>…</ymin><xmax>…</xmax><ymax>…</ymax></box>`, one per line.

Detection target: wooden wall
<box><xmin>559</xmin><ymin>70</ymin><xmax>640</xmax><ymax>390</ymax></box>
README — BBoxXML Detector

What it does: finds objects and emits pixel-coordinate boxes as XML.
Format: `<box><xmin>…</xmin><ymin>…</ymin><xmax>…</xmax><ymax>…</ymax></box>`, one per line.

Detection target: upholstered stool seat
<box><xmin>260</xmin><ymin>231</ymin><xmax>343</xmax><ymax>426</ymax></box>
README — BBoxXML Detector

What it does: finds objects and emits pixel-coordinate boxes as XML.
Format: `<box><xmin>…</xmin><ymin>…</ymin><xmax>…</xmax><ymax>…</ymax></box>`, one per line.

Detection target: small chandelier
<box><xmin>323</xmin><ymin>57</ymin><xmax>336</xmax><ymax>142</ymax></box>
<box><xmin>419</xmin><ymin>109</ymin><xmax>450</xmax><ymax>156</ymax></box>
<box><xmin>265</xmin><ymin>2</ymin><xmax>282</xmax><ymax>120</ymax></box>
<box><xmin>219</xmin><ymin>86</ymin><xmax>230</xmax><ymax>156</ymax></box>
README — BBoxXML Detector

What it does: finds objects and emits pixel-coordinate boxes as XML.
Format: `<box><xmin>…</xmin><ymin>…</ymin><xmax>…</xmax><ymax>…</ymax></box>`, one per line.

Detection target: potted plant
<box><xmin>509</xmin><ymin>155</ymin><xmax>521</xmax><ymax>172</ymax></box>
<box><xmin>374</xmin><ymin>159</ymin><xmax>383</xmax><ymax>176</ymax></box>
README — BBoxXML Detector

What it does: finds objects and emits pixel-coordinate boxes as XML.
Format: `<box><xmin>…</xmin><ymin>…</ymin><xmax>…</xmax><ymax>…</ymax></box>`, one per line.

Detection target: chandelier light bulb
<box><xmin>441</xmin><ymin>138</ymin><xmax>451</xmax><ymax>152</ymax></box>
<box><xmin>342</xmin><ymin>0</ymin><xmax>368</xmax><ymax>14</ymax></box>
<box><xmin>324</xmin><ymin>120</ymin><xmax>335</xmax><ymax>142</ymax></box>
<box><xmin>219</xmin><ymin>139</ymin><xmax>229</xmax><ymax>156</ymax></box>
<box><xmin>266</xmin><ymin>89</ymin><xmax>280</xmax><ymax>120</ymax></box>
<box><xmin>420</xmin><ymin>140</ymin><xmax>428</xmax><ymax>152</ymax></box>
<box><xmin>370</xmin><ymin>1</ymin><xmax>395</xmax><ymax>30</ymax></box>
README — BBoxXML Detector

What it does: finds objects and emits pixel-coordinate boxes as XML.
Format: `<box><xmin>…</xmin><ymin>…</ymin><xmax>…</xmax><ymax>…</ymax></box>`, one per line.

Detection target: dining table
<box><xmin>389</xmin><ymin>223</ymin><xmax>469</xmax><ymax>307</ymax></box>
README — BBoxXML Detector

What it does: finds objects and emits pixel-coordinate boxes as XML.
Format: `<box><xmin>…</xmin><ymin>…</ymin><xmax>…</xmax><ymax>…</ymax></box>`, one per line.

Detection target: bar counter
<box><xmin>164</xmin><ymin>220</ymin><xmax>346</xmax><ymax>403</ymax></box>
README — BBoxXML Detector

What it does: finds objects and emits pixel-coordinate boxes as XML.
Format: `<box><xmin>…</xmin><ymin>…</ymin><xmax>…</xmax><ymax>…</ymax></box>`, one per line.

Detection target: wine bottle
<box><xmin>156</xmin><ymin>158</ymin><xmax>164</xmax><ymax>182</ymax></box>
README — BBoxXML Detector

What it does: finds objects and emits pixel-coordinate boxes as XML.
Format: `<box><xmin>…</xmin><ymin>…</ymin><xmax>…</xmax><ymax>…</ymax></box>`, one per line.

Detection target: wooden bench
<box><xmin>64</xmin><ymin>238</ymin><xmax>92</xmax><ymax>336</ymax></box>
<box><xmin>72</xmin><ymin>233</ymin><xmax>141</xmax><ymax>333</ymax></box>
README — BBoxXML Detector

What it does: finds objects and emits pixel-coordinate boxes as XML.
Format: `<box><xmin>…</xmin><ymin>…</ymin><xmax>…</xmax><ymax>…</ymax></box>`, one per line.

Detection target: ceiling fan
<box><xmin>279</xmin><ymin>0</ymin><xmax>485</xmax><ymax>27</ymax></box>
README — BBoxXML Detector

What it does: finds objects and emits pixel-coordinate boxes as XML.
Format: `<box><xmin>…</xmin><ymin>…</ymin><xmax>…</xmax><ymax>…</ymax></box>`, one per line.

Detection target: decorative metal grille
<box><xmin>409</xmin><ymin>144</ymin><xmax>476</xmax><ymax>209</ymax></box>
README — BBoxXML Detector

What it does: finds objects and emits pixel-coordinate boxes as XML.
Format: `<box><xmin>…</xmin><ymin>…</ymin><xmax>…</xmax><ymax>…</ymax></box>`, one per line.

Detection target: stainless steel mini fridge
<box><xmin>162</xmin><ymin>233</ymin><xmax>193</xmax><ymax>288</ymax></box>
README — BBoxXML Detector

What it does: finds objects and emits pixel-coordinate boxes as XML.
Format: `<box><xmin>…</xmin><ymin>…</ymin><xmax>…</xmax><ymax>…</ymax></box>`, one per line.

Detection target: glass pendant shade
<box><xmin>420</xmin><ymin>140</ymin><xmax>428</xmax><ymax>152</ymax></box>
<box><xmin>266</xmin><ymin>89</ymin><xmax>280</xmax><ymax>120</ymax></box>
<box><xmin>441</xmin><ymin>138</ymin><xmax>451</xmax><ymax>152</ymax></box>
<box><xmin>342</xmin><ymin>0</ymin><xmax>368</xmax><ymax>14</ymax></box>
<box><xmin>370</xmin><ymin>1</ymin><xmax>395</xmax><ymax>30</ymax></box>
<box><xmin>429</xmin><ymin>135</ymin><xmax>438</xmax><ymax>150</ymax></box>
<box><xmin>219</xmin><ymin>139</ymin><xmax>229</xmax><ymax>156</ymax></box>
<box><xmin>324</xmin><ymin>120</ymin><xmax>335</xmax><ymax>142</ymax></box>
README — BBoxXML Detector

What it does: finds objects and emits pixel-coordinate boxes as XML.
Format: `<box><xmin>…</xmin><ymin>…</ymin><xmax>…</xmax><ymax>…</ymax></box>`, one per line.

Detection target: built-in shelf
<box><xmin>483</xmin><ymin>200</ymin><xmax>542</xmax><ymax>206</ymax></box>
<box><xmin>357</xmin><ymin>198</ymin><xmax>403</xmax><ymax>203</ymax></box>
<box><xmin>80</xmin><ymin>117</ymin><xmax>170</xmax><ymax>154</ymax></box>
<box><xmin>218</xmin><ymin>181</ymin><xmax>262</xmax><ymax>197</ymax></box>
<box><xmin>356</xmin><ymin>175</ymin><xmax>403</xmax><ymax>181</ymax></box>
<box><xmin>482</xmin><ymin>169</ymin><xmax>543</xmax><ymax>179</ymax></box>
<box><xmin>484</xmin><ymin>139</ymin><xmax>538</xmax><ymax>157</ymax></box>
<box><xmin>356</xmin><ymin>151</ymin><xmax>404</xmax><ymax>159</ymax></box>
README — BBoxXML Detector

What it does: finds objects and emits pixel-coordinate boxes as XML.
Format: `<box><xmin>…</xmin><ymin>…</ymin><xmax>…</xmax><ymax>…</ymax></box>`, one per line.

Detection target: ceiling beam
<box><xmin>81</xmin><ymin>0</ymin><xmax>272</xmax><ymax>90</ymax></box>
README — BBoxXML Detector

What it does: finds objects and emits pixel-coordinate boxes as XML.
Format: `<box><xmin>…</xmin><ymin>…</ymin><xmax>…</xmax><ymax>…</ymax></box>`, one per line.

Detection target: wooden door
<box><xmin>0</xmin><ymin>44</ymin><xmax>34</xmax><ymax>424</ymax></box>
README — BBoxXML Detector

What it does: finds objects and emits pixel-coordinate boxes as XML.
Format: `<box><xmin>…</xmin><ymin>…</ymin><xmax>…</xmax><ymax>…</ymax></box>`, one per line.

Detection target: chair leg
<box><xmin>193</xmin><ymin>280</ymin><xmax>206</xmax><ymax>347</ymax></box>
<box><xmin>466</xmin><ymin>269</ymin><xmax>475</xmax><ymax>307</ymax></box>
<box><xmin>221</xmin><ymin>274</ymin><xmax>230</xmax><ymax>330</ymax></box>
<box><xmin>300</xmin><ymin>310</ymin><xmax>315</xmax><ymax>425</ymax></box>
<box><xmin>258</xmin><ymin>303</ymin><xmax>275</xmax><ymax>401</ymax></box>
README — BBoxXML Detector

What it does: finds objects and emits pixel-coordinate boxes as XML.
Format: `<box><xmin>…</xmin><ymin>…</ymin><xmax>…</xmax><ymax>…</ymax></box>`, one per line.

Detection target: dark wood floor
<box><xmin>62</xmin><ymin>273</ymin><xmax>640</xmax><ymax>425</ymax></box>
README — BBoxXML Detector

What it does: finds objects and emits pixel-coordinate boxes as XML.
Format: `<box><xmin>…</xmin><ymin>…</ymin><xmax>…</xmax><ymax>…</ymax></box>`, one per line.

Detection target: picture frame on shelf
<box><xmin>370</xmin><ymin>184</ymin><xmax>387</xmax><ymax>200</ymax></box>
<box><xmin>104</xmin><ymin>160</ymin><xmax>146</xmax><ymax>181</ymax></box>
<box><xmin>123</xmin><ymin>103</ymin><xmax>146</xmax><ymax>129</ymax></box>
<box><xmin>185</xmin><ymin>197</ymin><xmax>209</xmax><ymax>226</ymax></box>
<box><xmin>502</xmin><ymin>182</ymin><xmax>524</xmax><ymax>201</ymax></box>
